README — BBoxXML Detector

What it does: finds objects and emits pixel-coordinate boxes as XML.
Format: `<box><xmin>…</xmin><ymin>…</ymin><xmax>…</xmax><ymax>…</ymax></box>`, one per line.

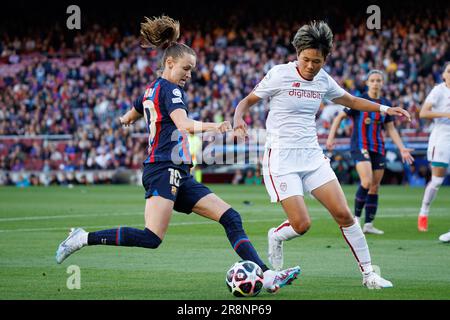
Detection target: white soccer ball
<box><xmin>225</xmin><ymin>260</ymin><xmax>264</xmax><ymax>297</ymax></box>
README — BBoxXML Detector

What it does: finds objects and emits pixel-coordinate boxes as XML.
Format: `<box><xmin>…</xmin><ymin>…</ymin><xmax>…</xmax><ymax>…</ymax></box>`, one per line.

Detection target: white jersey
<box><xmin>424</xmin><ymin>82</ymin><xmax>450</xmax><ymax>135</ymax></box>
<box><xmin>253</xmin><ymin>61</ymin><xmax>346</xmax><ymax>149</ymax></box>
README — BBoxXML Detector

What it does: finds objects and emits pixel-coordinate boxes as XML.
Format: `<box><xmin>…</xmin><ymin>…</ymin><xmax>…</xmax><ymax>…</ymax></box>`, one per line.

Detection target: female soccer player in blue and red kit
<box><xmin>327</xmin><ymin>70</ymin><xmax>414</xmax><ymax>234</ymax></box>
<box><xmin>55</xmin><ymin>15</ymin><xmax>300</xmax><ymax>293</ymax></box>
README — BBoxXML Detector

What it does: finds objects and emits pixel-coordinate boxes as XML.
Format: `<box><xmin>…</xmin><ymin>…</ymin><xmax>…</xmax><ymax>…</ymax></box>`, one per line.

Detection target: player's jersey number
<box><xmin>168</xmin><ymin>168</ymin><xmax>181</xmax><ymax>187</ymax></box>
<box><xmin>143</xmin><ymin>99</ymin><xmax>157</xmax><ymax>152</ymax></box>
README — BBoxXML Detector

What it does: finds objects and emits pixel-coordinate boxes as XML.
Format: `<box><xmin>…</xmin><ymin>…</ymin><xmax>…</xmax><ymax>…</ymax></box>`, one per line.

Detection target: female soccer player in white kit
<box><xmin>418</xmin><ymin>62</ymin><xmax>450</xmax><ymax>232</ymax></box>
<box><xmin>233</xmin><ymin>21</ymin><xmax>411</xmax><ymax>289</ymax></box>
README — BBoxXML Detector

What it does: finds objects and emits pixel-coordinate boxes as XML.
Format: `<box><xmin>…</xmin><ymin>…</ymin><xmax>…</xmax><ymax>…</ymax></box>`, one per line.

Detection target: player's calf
<box><xmin>87</xmin><ymin>227</ymin><xmax>162</xmax><ymax>248</ymax></box>
<box><xmin>219</xmin><ymin>208</ymin><xmax>270</xmax><ymax>272</ymax></box>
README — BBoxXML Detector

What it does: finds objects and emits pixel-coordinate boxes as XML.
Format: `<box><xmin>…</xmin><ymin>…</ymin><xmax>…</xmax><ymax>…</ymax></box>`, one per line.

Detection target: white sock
<box><xmin>262</xmin><ymin>269</ymin><xmax>276</xmax><ymax>288</ymax></box>
<box><xmin>272</xmin><ymin>220</ymin><xmax>301</xmax><ymax>241</ymax></box>
<box><xmin>420</xmin><ymin>176</ymin><xmax>444</xmax><ymax>216</ymax></box>
<box><xmin>81</xmin><ymin>231</ymin><xmax>88</xmax><ymax>246</ymax></box>
<box><xmin>340</xmin><ymin>222</ymin><xmax>373</xmax><ymax>274</ymax></box>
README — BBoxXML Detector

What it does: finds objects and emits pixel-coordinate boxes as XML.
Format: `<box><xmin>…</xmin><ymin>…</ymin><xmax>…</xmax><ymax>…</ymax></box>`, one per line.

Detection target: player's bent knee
<box><xmin>291</xmin><ymin>219</ymin><xmax>311</xmax><ymax>235</ymax></box>
<box><xmin>361</xmin><ymin>180</ymin><xmax>372</xmax><ymax>189</ymax></box>
<box><xmin>333</xmin><ymin>209</ymin><xmax>353</xmax><ymax>226</ymax></box>
<box><xmin>143</xmin><ymin>228</ymin><xmax>162</xmax><ymax>249</ymax></box>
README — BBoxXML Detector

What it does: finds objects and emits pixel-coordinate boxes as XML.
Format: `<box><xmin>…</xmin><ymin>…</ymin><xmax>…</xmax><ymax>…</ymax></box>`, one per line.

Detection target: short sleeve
<box><xmin>133</xmin><ymin>94</ymin><xmax>144</xmax><ymax>114</ymax></box>
<box><xmin>424</xmin><ymin>86</ymin><xmax>439</xmax><ymax>105</ymax></box>
<box><xmin>252</xmin><ymin>67</ymin><xmax>280</xmax><ymax>99</ymax></box>
<box><xmin>323</xmin><ymin>74</ymin><xmax>346</xmax><ymax>101</ymax></box>
<box><xmin>163</xmin><ymin>84</ymin><xmax>188</xmax><ymax>115</ymax></box>
<box><xmin>343</xmin><ymin>107</ymin><xmax>355</xmax><ymax>117</ymax></box>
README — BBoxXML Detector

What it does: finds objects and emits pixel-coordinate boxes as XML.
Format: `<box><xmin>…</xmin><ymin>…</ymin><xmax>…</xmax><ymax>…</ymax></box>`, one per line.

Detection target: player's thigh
<box><xmin>431</xmin><ymin>166</ymin><xmax>448</xmax><ymax>177</ymax></box>
<box><xmin>144</xmin><ymin>196</ymin><xmax>174</xmax><ymax>240</ymax></box>
<box><xmin>428</xmin><ymin>136</ymin><xmax>450</xmax><ymax>170</ymax></box>
<box><xmin>263</xmin><ymin>171</ymin><xmax>304</xmax><ymax>203</ymax></box>
<box><xmin>355</xmin><ymin>161</ymin><xmax>373</xmax><ymax>186</ymax></box>
<box><xmin>264</xmin><ymin>171</ymin><xmax>311</xmax><ymax>230</ymax></box>
<box><xmin>141</xmin><ymin>163</ymin><xmax>179</xmax><ymax>239</ymax></box>
<box><xmin>310</xmin><ymin>179</ymin><xmax>353</xmax><ymax>227</ymax></box>
<box><xmin>192</xmin><ymin>193</ymin><xmax>231</xmax><ymax>222</ymax></box>
<box><xmin>429</xmin><ymin>141</ymin><xmax>450</xmax><ymax>177</ymax></box>
<box><xmin>173</xmin><ymin>176</ymin><xmax>217</xmax><ymax>216</ymax></box>
<box><xmin>280</xmin><ymin>195</ymin><xmax>311</xmax><ymax>232</ymax></box>
<box><xmin>370</xmin><ymin>169</ymin><xmax>384</xmax><ymax>192</ymax></box>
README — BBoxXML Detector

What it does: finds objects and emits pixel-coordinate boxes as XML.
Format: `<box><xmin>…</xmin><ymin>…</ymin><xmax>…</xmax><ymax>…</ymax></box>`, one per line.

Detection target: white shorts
<box><xmin>262</xmin><ymin>148</ymin><xmax>337</xmax><ymax>202</ymax></box>
<box><xmin>427</xmin><ymin>130</ymin><xmax>450</xmax><ymax>166</ymax></box>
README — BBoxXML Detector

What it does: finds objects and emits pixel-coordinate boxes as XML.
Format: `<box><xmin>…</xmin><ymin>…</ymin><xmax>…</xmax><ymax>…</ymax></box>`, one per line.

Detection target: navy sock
<box><xmin>365</xmin><ymin>194</ymin><xmax>378</xmax><ymax>223</ymax></box>
<box><xmin>87</xmin><ymin>227</ymin><xmax>162</xmax><ymax>249</ymax></box>
<box><xmin>219</xmin><ymin>208</ymin><xmax>269</xmax><ymax>272</ymax></box>
<box><xmin>355</xmin><ymin>185</ymin><xmax>369</xmax><ymax>217</ymax></box>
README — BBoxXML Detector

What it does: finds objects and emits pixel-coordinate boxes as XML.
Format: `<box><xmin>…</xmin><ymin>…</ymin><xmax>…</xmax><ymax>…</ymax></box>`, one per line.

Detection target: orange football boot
<box><xmin>418</xmin><ymin>215</ymin><xmax>428</xmax><ymax>232</ymax></box>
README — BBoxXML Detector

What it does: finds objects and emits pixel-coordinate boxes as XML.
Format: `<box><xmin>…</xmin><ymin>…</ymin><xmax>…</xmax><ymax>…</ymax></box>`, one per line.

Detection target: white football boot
<box><xmin>56</xmin><ymin>228</ymin><xmax>88</xmax><ymax>264</ymax></box>
<box><xmin>268</xmin><ymin>228</ymin><xmax>283</xmax><ymax>271</ymax></box>
<box><xmin>363</xmin><ymin>223</ymin><xmax>384</xmax><ymax>235</ymax></box>
<box><xmin>263</xmin><ymin>266</ymin><xmax>301</xmax><ymax>293</ymax></box>
<box><xmin>363</xmin><ymin>272</ymin><xmax>393</xmax><ymax>289</ymax></box>
<box><xmin>438</xmin><ymin>231</ymin><xmax>450</xmax><ymax>243</ymax></box>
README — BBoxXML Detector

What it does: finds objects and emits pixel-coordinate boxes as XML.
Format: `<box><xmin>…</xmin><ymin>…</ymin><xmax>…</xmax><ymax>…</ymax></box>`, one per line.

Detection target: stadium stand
<box><xmin>1</xmin><ymin>0</ymin><xmax>449</xmax><ymax>185</ymax></box>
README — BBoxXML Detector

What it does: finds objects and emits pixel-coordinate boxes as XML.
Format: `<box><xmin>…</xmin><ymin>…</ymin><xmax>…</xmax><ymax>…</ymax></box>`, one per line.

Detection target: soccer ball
<box><xmin>225</xmin><ymin>260</ymin><xmax>264</xmax><ymax>297</ymax></box>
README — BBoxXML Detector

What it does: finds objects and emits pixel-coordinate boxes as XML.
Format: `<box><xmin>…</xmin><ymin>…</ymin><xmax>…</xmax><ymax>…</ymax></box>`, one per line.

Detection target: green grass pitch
<box><xmin>0</xmin><ymin>184</ymin><xmax>449</xmax><ymax>300</ymax></box>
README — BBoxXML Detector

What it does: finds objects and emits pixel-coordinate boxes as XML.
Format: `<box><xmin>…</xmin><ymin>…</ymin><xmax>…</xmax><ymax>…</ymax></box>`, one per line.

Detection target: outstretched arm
<box><xmin>119</xmin><ymin>107</ymin><xmax>143</xmax><ymax>126</ymax></box>
<box><xmin>326</xmin><ymin>111</ymin><xmax>348</xmax><ymax>151</ymax></box>
<box><xmin>419</xmin><ymin>102</ymin><xmax>450</xmax><ymax>119</ymax></box>
<box><xmin>170</xmin><ymin>109</ymin><xmax>231</xmax><ymax>134</ymax></box>
<box><xmin>385</xmin><ymin>122</ymin><xmax>414</xmax><ymax>164</ymax></box>
<box><xmin>332</xmin><ymin>93</ymin><xmax>411</xmax><ymax>121</ymax></box>
<box><xmin>233</xmin><ymin>93</ymin><xmax>262</xmax><ymax>137</ymax></box>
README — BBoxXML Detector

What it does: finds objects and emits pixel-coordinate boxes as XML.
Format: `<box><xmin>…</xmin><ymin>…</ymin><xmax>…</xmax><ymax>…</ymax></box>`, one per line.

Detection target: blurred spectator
<box><xmin>15</xmin><ymin>174</ymin><xmax>30</xmax><ymax>187</ymax></box>
<box><xmin>232</xmin><ymin>169</ymin><xmax>243</xmax><ymax>185</ymax></box>
<box><xmin>244</xmin><ymin>167</ymin><xmax>262</xmax><ymax>185</ymax></box>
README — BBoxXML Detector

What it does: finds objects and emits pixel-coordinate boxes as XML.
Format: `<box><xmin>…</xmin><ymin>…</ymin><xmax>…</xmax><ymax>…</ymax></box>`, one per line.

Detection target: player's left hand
<box><xmin>400</xmin><ymin>147</ymin><xmax>415</xmax><ymax>164</ymax></box>
<box><xmin>386</xmin><ymin>107</ymin><xmax>411</xmax><ymax>122</ymax></box>
<box><xmin>233</xmin><ymin>117</ymin><xmax>248</xmax><ymax>138</ymax></box>
<box><xmin>217</xmin><ymin>121</ymin><xmax>232</xmax><ymax>134</ymax></box>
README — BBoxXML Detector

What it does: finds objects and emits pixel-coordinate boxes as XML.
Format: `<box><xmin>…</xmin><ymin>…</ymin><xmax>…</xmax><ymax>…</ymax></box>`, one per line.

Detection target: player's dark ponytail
<box><xmin>140</xmin><ymin>15</ymin><xmax>196</xmax><ymax>70</ymax></box>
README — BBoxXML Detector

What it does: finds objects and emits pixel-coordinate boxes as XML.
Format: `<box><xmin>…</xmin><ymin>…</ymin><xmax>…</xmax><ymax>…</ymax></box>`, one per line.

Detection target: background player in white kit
<box><xmin>233</xmin><ymin>21</ymin><xmax>411</xmax><ymax>289</ymax></box>
<box><xmin>418</xmin><ymin>62</ymin><xmax>450</xmax><ymax>233</ymax></box>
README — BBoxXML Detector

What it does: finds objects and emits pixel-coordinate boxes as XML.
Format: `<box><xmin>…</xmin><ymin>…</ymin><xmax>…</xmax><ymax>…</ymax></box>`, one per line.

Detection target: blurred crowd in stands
<box><xmin>0</xmin><ymin>2</ymin><xmax>449</xmax><ymax>185</ymax></box>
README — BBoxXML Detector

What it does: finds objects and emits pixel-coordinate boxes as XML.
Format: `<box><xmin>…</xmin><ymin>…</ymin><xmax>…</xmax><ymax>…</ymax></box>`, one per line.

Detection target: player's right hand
<box><xmin>233</xmin><ymin>117</ymin><xmax>248</xmax><ymax>138</ymax></box>
<box><xmin>326</xmin><ymin>138</ymin><xmax>335</xmax><ymax>151</ymax></box>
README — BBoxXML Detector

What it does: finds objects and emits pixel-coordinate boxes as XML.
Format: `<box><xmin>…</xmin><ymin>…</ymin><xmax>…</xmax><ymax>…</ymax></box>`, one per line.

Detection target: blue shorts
<box><xmin>142</xmin><ymin>162</ymin><xmax>212</xmax><ymax>214</ymax></box>
<box><xmin>351</xmin><ymin>149</ymin><xmax>386</xmax><ymax>170</ymax></box>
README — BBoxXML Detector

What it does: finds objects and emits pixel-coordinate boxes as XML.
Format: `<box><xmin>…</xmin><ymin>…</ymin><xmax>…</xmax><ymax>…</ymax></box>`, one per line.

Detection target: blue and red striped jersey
<box><xmin>344</xmin><ymin>93</ymin><xmax>393</xmax><ymax>155</ymax></box>
<box><xmin>133</xmin><ymin>77</ymin><xmax>192</xmax><ymax>165</ymax></box>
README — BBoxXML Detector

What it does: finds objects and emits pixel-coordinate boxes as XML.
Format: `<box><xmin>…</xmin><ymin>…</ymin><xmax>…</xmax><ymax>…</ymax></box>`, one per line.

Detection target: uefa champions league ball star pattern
<box><xmin>225</xmin><ymin>261</ymin><xmax>264</xmax><ymax>297</ymax></box>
